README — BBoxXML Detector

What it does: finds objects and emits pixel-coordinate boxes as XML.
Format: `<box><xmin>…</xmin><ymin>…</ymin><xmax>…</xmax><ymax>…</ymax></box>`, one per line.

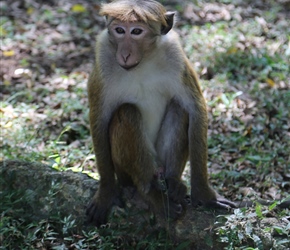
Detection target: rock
<box><xmin>0</xmin><ymin>160</ymin><xmax>226</xmax><ymax>248</ymax></box>
<box><xmin>2</xmin><ymin>160</ymin><xmax>288</xmax><ymax>249</ymax></box>
<box><xmin>0</xmin><ymin>160</ymin><xmax>97</xmax><ymax>226</ymax></box>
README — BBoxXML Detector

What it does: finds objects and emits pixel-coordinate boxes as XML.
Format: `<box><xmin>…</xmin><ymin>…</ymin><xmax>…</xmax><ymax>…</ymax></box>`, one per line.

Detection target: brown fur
<box><xmin>86</xmin><ymin>0</ymin><xmax>237</xmax><ymax>227</ymax></box>
<box><xmin>100</xmin><ymin>0</ymin><xmax>168</xmax><ymax>25</ymax></box>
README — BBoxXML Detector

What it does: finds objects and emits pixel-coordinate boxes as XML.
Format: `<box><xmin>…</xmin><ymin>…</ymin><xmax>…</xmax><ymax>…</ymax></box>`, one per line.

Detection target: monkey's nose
<box><xmin>122</xmin><ymin>53</ymin><xmax>130</xmax><ymax>62</ymax></box>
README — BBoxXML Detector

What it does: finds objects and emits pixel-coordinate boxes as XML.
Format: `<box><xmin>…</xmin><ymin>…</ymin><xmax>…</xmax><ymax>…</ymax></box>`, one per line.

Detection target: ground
<box><xmin>1</xmin><ymin>0</ymin><xmax>289</xmax><ymax>249</ymax></box>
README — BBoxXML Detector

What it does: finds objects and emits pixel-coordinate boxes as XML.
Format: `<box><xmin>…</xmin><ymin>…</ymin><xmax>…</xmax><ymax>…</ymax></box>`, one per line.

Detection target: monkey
<box><xmin>86</xmin><ymin>0</ymin><xmax>290</xmax><ymax>226</ymax></box>
<box><xmin>86</xmin><ymin>0</ymin><xmax>240</xmax><ymax>227</ymax></box>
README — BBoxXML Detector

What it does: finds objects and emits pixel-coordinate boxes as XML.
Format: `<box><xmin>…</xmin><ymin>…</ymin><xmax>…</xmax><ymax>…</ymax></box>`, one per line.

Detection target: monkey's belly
<box><xmin>137</xmin><ymin>95</ymin><xmax>167</xmax><ymax>145</ymax></box>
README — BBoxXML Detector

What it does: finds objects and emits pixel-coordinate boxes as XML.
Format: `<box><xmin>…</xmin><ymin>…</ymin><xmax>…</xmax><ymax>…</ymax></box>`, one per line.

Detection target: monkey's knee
<box><xmin>109</xmin><ymin>103</ymin><xmax>142</xmax><ymax>146</ymax></box>
<box><xmin>109</xmin><ymin>103</ymin><xmax>143</xmax><ymax>167</ymax></box>
<box><xmin>110</xmin><ymin>103</ymin><xmax>141</xmax><ymax>127</ymax></box>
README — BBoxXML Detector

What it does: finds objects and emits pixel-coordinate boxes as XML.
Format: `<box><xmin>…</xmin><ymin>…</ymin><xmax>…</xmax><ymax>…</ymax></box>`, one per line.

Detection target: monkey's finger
<box><xmin>204</xmin><ymin>199</ymin><xmax>235</xmax><ymax>210</ymax></box>
<box><xmin>167</xmin><ymin>202</ymin><xmax>186</xmax><ymax>220</ymax></box>
<box><xmin>212</xmin><ymin>201</ymin><xmax>232</xmax><ymax>210</ymax></box>
<box><xmin>86</xmin><ymin>202</ymin><xmax>107</xmax><ymax>226</ymax></box>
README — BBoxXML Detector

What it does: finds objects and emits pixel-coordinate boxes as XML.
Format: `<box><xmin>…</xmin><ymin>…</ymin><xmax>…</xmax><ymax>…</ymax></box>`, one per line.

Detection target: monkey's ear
<box><xmin>105</xmin><ymin>16</ymin><xmax>114</xmax><ymax>26</ymax></box>
<box><xmin>161</xmin><ymin>11</ymin><xmax>175</xmax><ymax>35</ymax></box>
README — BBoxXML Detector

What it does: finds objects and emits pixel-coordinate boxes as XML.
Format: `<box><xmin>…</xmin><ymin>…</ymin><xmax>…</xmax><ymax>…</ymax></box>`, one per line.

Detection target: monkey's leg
<box><xmin>109</xmin><ymin>103</ymin><xmax>156</xmax><ymax>193</ymax></box>
<box><xmin>156</xmin><ymin>99</ymin><xmax>189</xmax><ymax>209</ymax></box>
<box><xmin>109</xmin><ymin>103</ymin><xmax>182</xmax><ymax>220</ymax></box>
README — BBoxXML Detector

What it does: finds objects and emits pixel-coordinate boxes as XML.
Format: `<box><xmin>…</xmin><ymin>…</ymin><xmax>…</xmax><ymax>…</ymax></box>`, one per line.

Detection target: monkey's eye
<box><xmin>115</xmin><ymin>27</ymin><xmax>125</xmax><ymax>34</ymax></box>
<box><xmin>131</xmin><ymin>28</ymin><xmax>143</xmax><ymax>35</ymax></box>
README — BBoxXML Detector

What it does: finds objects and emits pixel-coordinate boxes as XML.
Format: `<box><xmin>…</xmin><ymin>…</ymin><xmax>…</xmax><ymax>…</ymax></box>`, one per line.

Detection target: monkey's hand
<box><xmin>204</xmin><ymin>196</ymin><xmax>237</xmax><ymax>209</ymax></box>
<box><xmin>166</xmin><ymin>178</ymin><xmax>188</xmax><ymax>219</ymax></box>
<box><xmin>86</xmin><ymin>190</ymin><xmax>124</xmax><ymax>227</ymax></box>
<box><xmin>145</xmin><ymin>177</ymin><xmax>187</xmax><ymax>221</ymax></box>
<box><xmin>166</xmin><ymin>177</ymin><xmax>187</xmax><ymax>204</ymax></box>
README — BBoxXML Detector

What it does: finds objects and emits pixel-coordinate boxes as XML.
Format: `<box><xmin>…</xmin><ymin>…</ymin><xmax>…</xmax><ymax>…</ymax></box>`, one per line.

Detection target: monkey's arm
<box><xmin>183</xmin><ymin>59</ymin><xmax>236</xmax><ymax>209</ymax></box>
<box><xmin>86</xmin><ymin>67</ymin><xmax>123</xmax><ymax>226</ymax></box>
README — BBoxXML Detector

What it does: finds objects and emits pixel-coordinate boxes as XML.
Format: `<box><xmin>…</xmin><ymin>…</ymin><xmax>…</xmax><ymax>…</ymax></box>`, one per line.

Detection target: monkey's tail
<box><xmin>235</xmin><ymin>199</ymin><xmax>290</xmax><ymax>209</ymax></box>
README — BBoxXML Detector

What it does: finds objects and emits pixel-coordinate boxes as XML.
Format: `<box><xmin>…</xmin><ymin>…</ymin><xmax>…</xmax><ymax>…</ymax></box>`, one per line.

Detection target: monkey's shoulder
<box><xmin>161</xmin><ymin>30</ymin><xmax>185</xmax><ymax>52</ymax></box>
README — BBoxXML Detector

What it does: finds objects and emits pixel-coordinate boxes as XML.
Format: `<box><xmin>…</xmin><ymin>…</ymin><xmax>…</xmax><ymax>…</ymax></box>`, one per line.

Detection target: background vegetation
<box><xmin>1</xmin><ymin>0</ymin><xmax>289</xmax><ymax>249</ymax></box>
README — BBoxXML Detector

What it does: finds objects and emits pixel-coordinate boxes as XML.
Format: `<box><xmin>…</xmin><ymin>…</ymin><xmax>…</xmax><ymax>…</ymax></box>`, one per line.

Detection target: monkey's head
<box><xmin>99</xmin><ymin>0</ymin><xmax>175</xmax><ymax>70</ymax></box>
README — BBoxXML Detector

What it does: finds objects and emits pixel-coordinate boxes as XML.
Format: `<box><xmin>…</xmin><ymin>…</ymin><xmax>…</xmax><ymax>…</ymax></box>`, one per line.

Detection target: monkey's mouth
<box><xmin>120</xmin><ymin>62</ymin><xmax>139</xmax><ymax>70</ymax></box>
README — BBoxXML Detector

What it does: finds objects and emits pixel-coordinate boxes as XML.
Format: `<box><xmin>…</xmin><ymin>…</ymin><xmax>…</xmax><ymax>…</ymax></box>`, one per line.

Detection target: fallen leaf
<box><xmin>0</xmin><ymin>26</ymin><xmax>7</xmax><ymax>36</ymax></box>
<box><xmin>4</xmin><ymin>80</ymin><xmax>11</xmax><ymax>86</ymax></box>
<box><xmin>27</xmin><ymin>7</ymin><xmax>34</xmax><ymax>15</ymax></box>
<box><xmin>3</xmin><ymin>50</ymin><xmax>15</xmax><ymax>57</ymax></box>
<box><xmin>3</xmin><ymin>121</ymin><xmax>13</xmax><ymax>128</ymax></box>
<box><xmin>266</xmin><ymin>78</ymin><xmax>275</xmax><ymax>87</ymax></box>
<box><xmin>227</xmin><ymin>47</ymin><xmax>238</xmax><ymax>54</ymax></box>
<box><xmin>243</xmin><ymin>125</ymin><xmax>252</xmax><ymax>136</ymax></box>
<box><xmin>71</xmin><ymin>4</ymin><xmax>86</xmax><ymax>13</ymax></box>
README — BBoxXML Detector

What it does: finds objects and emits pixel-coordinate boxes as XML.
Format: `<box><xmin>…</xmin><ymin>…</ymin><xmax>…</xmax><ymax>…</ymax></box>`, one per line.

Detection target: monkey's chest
<box><xmin>106</xmin><ymin>81</ymin><xmax>168</xmax><ymax>145</ymax></box>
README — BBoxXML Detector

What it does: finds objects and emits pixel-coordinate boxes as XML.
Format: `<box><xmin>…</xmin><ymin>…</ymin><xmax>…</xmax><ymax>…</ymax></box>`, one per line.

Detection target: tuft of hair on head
<box><xmin>99</xmin><ymin>0</ymin><xmax>168</xmax><ymax>26</ymax></box>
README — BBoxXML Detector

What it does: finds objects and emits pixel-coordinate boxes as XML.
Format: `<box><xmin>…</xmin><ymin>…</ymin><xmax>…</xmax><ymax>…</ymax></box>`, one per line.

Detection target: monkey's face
<box><xmin>108</xmin><ymin>20</ymin><xmax>159</xmax><ymax>70</ymax></box>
